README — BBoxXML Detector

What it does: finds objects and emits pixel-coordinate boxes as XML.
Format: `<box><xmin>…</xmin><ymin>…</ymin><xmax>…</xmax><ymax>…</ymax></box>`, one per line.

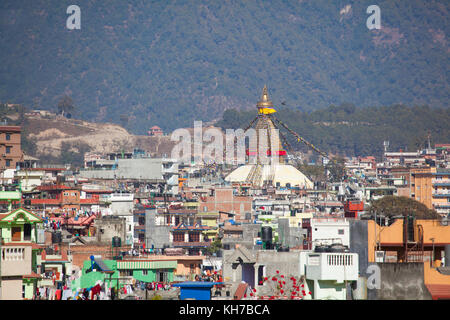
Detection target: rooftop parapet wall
<box><xmin>371</xmin><ymin>263</ymin><xmax>432</xmax><ymax>300</ymax></box>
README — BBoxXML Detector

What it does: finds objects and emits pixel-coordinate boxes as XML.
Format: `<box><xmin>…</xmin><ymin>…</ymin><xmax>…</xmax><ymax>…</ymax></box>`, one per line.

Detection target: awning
<box><xmin>117</xmin><ymin>260</ymin><xmax>177</xmax><ymax>270</ymax></box>
<box><xmin>426</xmin><ymin>284</ymin><xmax>450</xmax><ymax>300</ymax></box>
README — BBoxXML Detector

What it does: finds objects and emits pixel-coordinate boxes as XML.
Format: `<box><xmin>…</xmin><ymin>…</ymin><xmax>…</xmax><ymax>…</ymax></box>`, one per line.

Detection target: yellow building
<box><xmin>410</xmin><ymin>167</ymin><xmax>435</xmax><ymax>209</ymax></box>
<box><xmin>197</xmin><ymin>211</ymin><xmax>220</xmax><ymax>240</ymax></box>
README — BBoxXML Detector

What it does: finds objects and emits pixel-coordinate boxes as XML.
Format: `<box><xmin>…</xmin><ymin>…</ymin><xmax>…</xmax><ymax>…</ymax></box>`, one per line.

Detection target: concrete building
<box><xmin>78</xmin><ymin>157</ymin><xmax>179</xmax><ymax>194</ymax></box>
<box><xmin>431</xmin><ymin>169</ymin><xmax>450</xmax><ymax>217</ymax></box>
<box><xmin>223</xmin><ymin>242</ymin><xmax>359</xmax><ymax>300</ymax></box>
<box><xmin>384</xmin><ymin>151</ymin><xmax>425</xmax><ymax>167</ymax></box>
<box><xmin>143</xmin><ymin>207</ymin><xmax>171</xmax><ymax>251</ymax></box>
<box><xmin>94</xmin><ymin>215</ymin><xmax>127</xmax><ymax>244</ymax></box>
<box><xmin>310</xmin><ymin>218</ymin><xmax>350</xmax><ymax>250</ymax></box>
<box><xmin>106</xmin><ymin>192</ymin><xmax>135</xmax><ymax>246</ymax></box>
<box><xmin>220</xmin><ymin>222</ymin><xmax>260</xmax><ymax>251</ymax></box>
<box><xmin>305</xmin><ymin>250</ymin><xmax>358</xmax><ymax>300</ymax></box>
<box><xmin>14</xmin><ymin>169</ymin><xmax>45</xmax><ymax>192</ymax></box>
<box><xmin>222</xmin><ymin>246</ymin><xmax>306</xmax><ymax>295</ymax></box>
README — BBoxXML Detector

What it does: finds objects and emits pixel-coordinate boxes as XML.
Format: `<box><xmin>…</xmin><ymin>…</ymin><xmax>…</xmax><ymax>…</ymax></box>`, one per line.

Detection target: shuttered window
<box><xmin>12</xmin><ymin>227</ymin><xmax>21</xmax><ymax>241</ymax></box>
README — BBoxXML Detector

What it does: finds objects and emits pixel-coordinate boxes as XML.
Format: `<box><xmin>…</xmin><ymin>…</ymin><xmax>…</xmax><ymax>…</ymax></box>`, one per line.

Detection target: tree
<box><xmin>205</xmin><ymin>238</ymin><xmax>222</xmax><ymax>256</ymax></box>
<box><xmin>368</xmin><ymin>196</ymin><xmax>440</xmax><ymax>220</ymax></box>
<box><xmin>326</xmin><ymin>157</ymin><xmax>346</xmax><ymax>182</ymax></box>
<box><xmin>59</xmin><ymin>141</ymin><xmax>91</xmax><ymax>168</ymax></box>
<box><xmin>296</xmin><ymin>162</ymin><xmax>326</xmax><ymax>182</ymax></box>
<box><xmin>57</xmin><ymin>95</ymin><xmax>75</xmax><ymax>117</ymax></box>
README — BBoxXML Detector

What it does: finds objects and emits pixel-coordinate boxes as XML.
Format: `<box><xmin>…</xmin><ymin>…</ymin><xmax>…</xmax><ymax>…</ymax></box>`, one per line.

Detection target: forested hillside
<box><xmin>216</xmin><ymin>104</ymin><xmax>450</xmax><ymax>157</ymax></box>
<box><xmin>0</xmin><ymin>1</ymin><xmax>448</xmax><ymax>134</ymax></box>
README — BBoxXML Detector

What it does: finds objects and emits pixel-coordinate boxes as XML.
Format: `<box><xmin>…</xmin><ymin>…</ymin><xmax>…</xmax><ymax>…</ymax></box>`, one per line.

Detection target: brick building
<box><xmin>0</xmin><ymin>125</ymin><xmax>23</xmax><ymax>170</ymax></box>
<box><xmin>198</xmin><ymin>188</ymin><xmax>252</xmax><ymax>222</ymax></box>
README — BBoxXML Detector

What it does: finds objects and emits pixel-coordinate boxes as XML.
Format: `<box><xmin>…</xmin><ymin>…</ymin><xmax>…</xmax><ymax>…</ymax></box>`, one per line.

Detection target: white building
<box><xmin>310</xmin><ymin>218</ymin><xmax>350</xmax><ymax>250</ymax></box>
<box><xmin>103</xmin><ymin>192</ymin><xmax>135</xmax><ymax>247</ymax></box>
<box><xmin>14</xmin><ymin>169</ymin><xmax>44</xmax><ymax>192</ymax></box>
<box><xmin>305</xmin><ymin>251</ymin><xmax>359</xmax><ymax>300</ymax></box>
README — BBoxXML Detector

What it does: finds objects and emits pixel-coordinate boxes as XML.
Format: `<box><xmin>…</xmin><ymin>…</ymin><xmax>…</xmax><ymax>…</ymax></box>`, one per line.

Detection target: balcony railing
<box><xmin>432</xmin><ymin>191</ymin><xmax>450</xmax><ymax>197</ymax></box>
<box><xmin>432</xmin><ymin>179</ymin><xmax>450</xmax><ymax>184</ymax></box>
<box><xmin>172</xmin><ymin>241</ymin><xmax>211</xmax><ymax>247</ymax></box>
<box><xmin>1</xmin><ymin>245</ymin><xmax>32</xmax><ymax>276</ymax></box>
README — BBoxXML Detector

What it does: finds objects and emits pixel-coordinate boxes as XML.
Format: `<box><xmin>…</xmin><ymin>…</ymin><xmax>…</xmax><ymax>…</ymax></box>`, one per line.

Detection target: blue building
<box><xmin>172</xmin><ymin>281</ymin><xmax>222</xmax><ymax>300</ymax></box>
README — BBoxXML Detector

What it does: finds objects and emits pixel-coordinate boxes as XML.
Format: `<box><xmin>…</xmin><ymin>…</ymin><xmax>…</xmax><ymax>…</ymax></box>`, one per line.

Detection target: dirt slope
<box><xmin>26</xmin><ymin>115</ymin><xmax>175</xmax><ymax>157</ymax></box>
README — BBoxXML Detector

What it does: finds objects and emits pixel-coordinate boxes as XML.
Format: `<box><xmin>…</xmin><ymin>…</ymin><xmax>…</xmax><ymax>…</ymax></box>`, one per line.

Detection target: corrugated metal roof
<box><xmin>94</xmin><ymin>259</ymin><xmax>113</xmax><ymax>273</ymax></box>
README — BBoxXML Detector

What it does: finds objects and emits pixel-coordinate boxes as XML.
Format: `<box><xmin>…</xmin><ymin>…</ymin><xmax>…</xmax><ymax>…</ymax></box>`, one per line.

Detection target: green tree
<box><xmin>59</xmin><ymin>141</ymin><xmax>91</xmax><ymax>168</ymax></box>
<box><xmin>369</xmin><ymin>196</ymin><xmax>440</xmax><ymax>220</ymax></box>
<box><xmin>205</xmin><ymin>238</ymin><xmax>222</xmax><ymax>256</ymax></box>
<box><xmin>57</xmin><ymin>95</ymin><xmax>75</xmax><ymax>117</ymax></box>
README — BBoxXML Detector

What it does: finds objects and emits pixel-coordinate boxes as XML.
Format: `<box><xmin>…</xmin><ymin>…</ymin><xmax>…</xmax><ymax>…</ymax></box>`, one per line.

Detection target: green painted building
<box><xmin>74</xmin><ymin>258</ymin><xmax>177</xmax><ymax>292</ymax></box>
<box><xmin>117</xmin><ymin>260</ymin><xmax>177</xmax><ymax>283</ymax></box>
<box><xmin>0</xmin><ymin>206</ymin><xmax>43</xmax><ymax>300</ymax></box>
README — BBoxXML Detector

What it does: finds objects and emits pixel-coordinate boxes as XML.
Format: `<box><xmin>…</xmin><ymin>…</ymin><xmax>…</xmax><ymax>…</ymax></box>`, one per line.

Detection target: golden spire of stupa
<box><xmin>257</xmin><ymin>85</ymin><xmax>274</xmax><ymax>109</ymax></box>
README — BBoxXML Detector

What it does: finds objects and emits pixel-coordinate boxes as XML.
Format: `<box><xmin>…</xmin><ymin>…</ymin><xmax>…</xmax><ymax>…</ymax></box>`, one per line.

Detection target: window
<box><xmin>5</xmin><ymin>159</ymin><xmax>11</xmax><ymax>167</ymax></box>
<box><xmin>173</xmin><ymin>232</ymin><xmax>184</xmax><ymax>242</ymax></box>
<box><xmin>156</xmin><ymin>270</ymin><xmax>168</xmax><ymax>282</ymax></box>
<box><xmin>121</xmin><ymin>270</ymin><xmax>133</xmax><ymax>277</ymax></box>
<box><xmin>24</xmin><ymin>224</ymin><xmax>32</xmax><ymax>241</ymax></box>
<box><xmin>6</xmin><ymin>133</ymin><xmax>10</xmax><ymax>141</ymax></box>
<box><xmin>338</xmin><ymin>229</ymin><xmax>345</xmax><ymax>235</ymax></box>
<box><xmin>142</xmin><ymin>270</ymin><xmax>148</xmax><ymax>275</ymax></box>
<box><xmin>5</xmin><ymin>146</ymin><xmax>11</xmax><ymax>154</ymax></box>
<box><xmin>189</xmin><ymin>232</ymin><xmax>200</xmax><ymax>242</ymax></box>
<box><xmin>11</xmin><ymin>227</ymin><xmax>21</xmax><ymax>241</ymax></box>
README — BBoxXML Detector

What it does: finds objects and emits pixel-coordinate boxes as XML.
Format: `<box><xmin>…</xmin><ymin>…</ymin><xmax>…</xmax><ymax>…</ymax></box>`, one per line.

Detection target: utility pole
<box><xmin>430</xmin><ymin>238</ymin><xmax>435</xmax><ymax>267</ymax></box>
<box><xmin>374</xmin><ymin>208</ymin><xmax>377</xmax><ymax>262</ymax></box>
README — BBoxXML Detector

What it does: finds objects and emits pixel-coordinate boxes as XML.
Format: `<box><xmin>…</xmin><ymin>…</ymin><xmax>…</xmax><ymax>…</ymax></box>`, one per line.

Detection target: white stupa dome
<box><xmin>225</xmin><ymin>164</ymin><xmax>313</xmax><ymax>188</ymax></box>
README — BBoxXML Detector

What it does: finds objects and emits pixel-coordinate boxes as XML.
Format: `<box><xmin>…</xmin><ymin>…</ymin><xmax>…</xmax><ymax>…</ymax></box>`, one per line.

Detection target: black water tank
<box><xmin>328</xmin><ymin>243</ymin><xmax>347</xmax><ymax>253</ymax></box>
<box><xmin>112</xmin><ymin>236</ymin><xmax>122</xmax><ymax>247</ymax></box>
<box><xmin>314</xmin><ymin>245</ymin><xmax>328</xmax><ymax>253</ymax></box>
<box><xmin>52</xmin><ymin>231</ymin><xmax>62</xmax><ymax>243</ymax></box>
<box><xmin>261</xmin><ymin>227</ymin><xmax>272</xmax><ymax>242</ymax></box>
<box><xmin>406</xmin><ymin>216</ymin><xmax>415</xmax><ymax>242</ymax></box>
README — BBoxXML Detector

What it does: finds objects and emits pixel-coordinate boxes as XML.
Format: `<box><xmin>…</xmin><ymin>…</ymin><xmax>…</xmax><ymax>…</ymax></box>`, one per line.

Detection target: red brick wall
<box><xmin>62</xmin><ymin>243</ymin><xmax>131</xmax><ymax>268</ymax></box>
<box><xmin>198</xmin><ymin>189</ymin><xmax>252</xmax><ymax>222</ymax></box>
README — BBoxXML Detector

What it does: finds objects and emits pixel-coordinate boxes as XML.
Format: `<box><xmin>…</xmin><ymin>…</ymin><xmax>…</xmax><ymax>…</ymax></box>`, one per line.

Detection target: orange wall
<box><xmin>368</xmin><ymin>219</ymin><xmax>450</xmax><ymax>262</ymax></box>
<box><xmin>424</xmin><ymin>262</ymin><xmax>450</xmax><ymax>285</ymax></box>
